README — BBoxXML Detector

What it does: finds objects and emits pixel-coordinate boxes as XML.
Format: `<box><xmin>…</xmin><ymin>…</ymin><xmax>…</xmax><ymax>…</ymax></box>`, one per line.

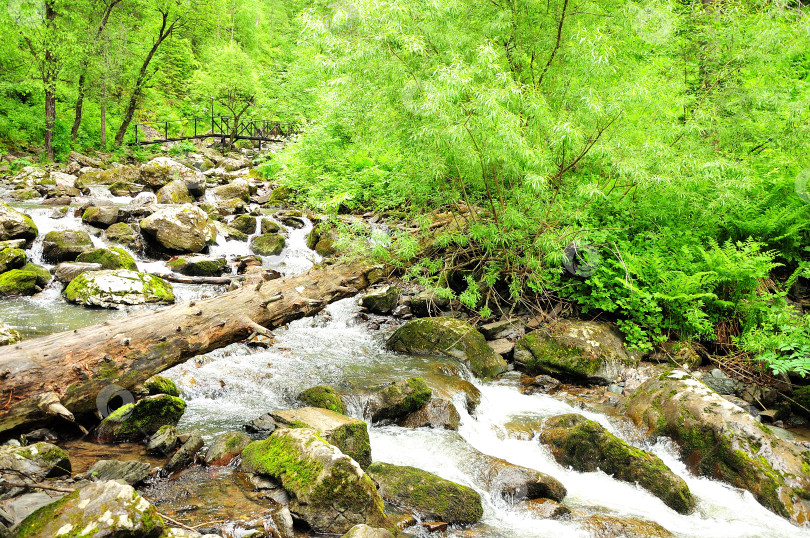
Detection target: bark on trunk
<box><xmin>0</xmin><ymin>262</ymin><xmax>374</xmax><ymax>437</ymax></box>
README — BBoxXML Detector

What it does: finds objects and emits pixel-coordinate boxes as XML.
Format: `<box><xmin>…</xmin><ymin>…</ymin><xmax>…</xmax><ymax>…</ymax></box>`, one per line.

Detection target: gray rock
<box><xmin>213</xmin><ymin>179</ymin><xmax>251</xmax><ymax>202</ymax></box>
<box><xmin>86</xmin><ymin>459</ymin><xmax>151</xmax><ymax>485</ymax></box>
<box><xmin>244</xmin><ymin>413</ymin><xmax>277</xmax><ymax>439</ymax></box>
<box><xmin>54</xmin><ymin>261</ymin><xmax>103</xmax><ymax>284</ymax></box>
<box><xmin>14</xmin><ymin>480</ymin><xmax>164</xmax><ymax>538</ymax></box>
<box><xmin>156</xmin><ymin>179</ymin><xmax>193</xmax><ymax>204</ymax></box>
<box><xmin>0</xmin><ymin>443</ymin><xmax>71</xmax><ymax>492</ymax></box>
<box><xmin>82</xmin><ymin>204</ymin><xmax>119</xmax><ymax>228</ymax></box>
<box><xmin>359</xmin><ymin>286</ymin><xmax>400</xmax><ymax>315</ymax></box>
<box><xmin>0</xmin><ymin>202</ymin><xmax>37</xmax><ymax>246</ymax></box>
<box><xmin>409</xmin><ymin>289</ymin><xmax>450</xmax><ymax>317</ymax></box>
<box><xmin>401</xmin><ymin>398</ymin><xmax>460</xmax><ymax>430</ymax></box>
<box><xmin>42</xmin><ymin>230</ymin><xmax>93</xmax><ymax>263</ymax></box>
<box><xmin>164</xmin><ymin>430</ymin><xmax>203</xmax><ymax>474</ymax></box>
<box><xmin>140</xmin><ymin>156</ymin><xmax>205</xmax><ymax>188</ymax></box>
<box><xmin>147</xmin><ymin>425</ymin><xmax>178</xmax><ymax>456</ymax></box>
<box><xmin>0</xmin><ymin>492</ymin><xmax>63</xmax><ymax>530</ymax></box>
<box><xmin>342</xmin><ymin>525</ymin><xmax>394</xmax><ymax>538</ymax></box>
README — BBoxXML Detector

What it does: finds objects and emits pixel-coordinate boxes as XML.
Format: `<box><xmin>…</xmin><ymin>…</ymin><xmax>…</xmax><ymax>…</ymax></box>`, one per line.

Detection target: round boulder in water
<box><xmin>139</xmin><ymin>204</ymin><xmax>217</xmax><ymax>253</ymax></box>
<box><xmin>76</xmin><ymin>247</ymin><xmax>138</xmax><ymax>271</ymax></box>
<box><xmin>64</xmin><ymin>269</ymin><xmax>174</xmax><ymax>308</ymax></box>
<box><xmin>42</xmin><ymin>229</ymin><xmax>94</xmax><ymax>263</ymax></box>
<box><xmin>0</xmin><ymin>202</ymin><xmax>38</xmax><ymax>246</ymax></box>
<box><xmin>250</xmin><ymin>233</ymin><xmax>285</xmax><ymax>256</ymax></box>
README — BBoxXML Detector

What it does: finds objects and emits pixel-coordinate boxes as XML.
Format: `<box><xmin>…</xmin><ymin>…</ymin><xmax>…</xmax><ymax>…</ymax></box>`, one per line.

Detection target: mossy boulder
<box><xmin>387</xmin><ymin>318</ymin><xmax>507</xmax><ymax>380</ymax></box>
<box><xmin>203</xmin><ymin>431</ymin><xmax>252</xmax><ymax>466</ymax></box>
<box><xmin>468</xmin><ymin>449</ymin><xmax>566</xmax><ymax>502</ymax></box>
<box><xmin>0</xmin><ymin>202</ymin><xmax>37</xmax><ymax>246</ymax></box>
<box><xmin>156</xmin><ymin>179</ymin><xmax>194</xmax><ymax>204</ymax></box>
<box><xmin>0</xmin><ymin>247</ymin><xmax>26</xmax><ymax>273</ymax></box>
<box><xmin>306</xmin><ymin>222</ymin><xmax>338</xmax><ymax>256</ymax></box>
<box><xmin>369</xmin><ymin>377</ymin><xmax>432</xmax><ymax>422</ymax></box>
<box><xmin>81</xmin><ymin>204</ymin><xmax>119</xmax><ymax>228</ymax></box>
<box><xmin>144</xmin><ymin>375</ymin><xmax>180</xmax><ymax>397</ymax></box>
<box><xmin>81</xmin><ymin>164</ymin><xmax>139</xmax><ymax>185</ymax></box>
<box><xmin>298</xmin><ymin>385</ymin><xmax>346</xmax><ymax>414</ymax></box>
<box><xmin>271</xmin><ymin>407</ymin><xmax>372</xmax><ymax>470</ymax></box>
<box><xmin>267</xmin><ymin>185</ymin><xmax>291</xmax><ymax>203</ymax></box>
<box><xmin>514</xmin><ymin>320</ymin><xmax>638</xmax><ymax>384</ymax></box>
<box><xmin>0</xmin><ymin>442</ymin><xmax>71</xmax><ymax>488</ymax></box>
<box><xmin>139</xmin><ymin>204</ymin><xmax>217</xmax><ymax>253</ymax></box>
<box><xmin>359</xmin><ymin>286</ymin><xmax>399</xmax><ymax>315</ymax></box>
<box><xmin>261</xmin><ymin>217</ymin><xmax>280</xmax><ymax>234</ymax></box>
<box><xmin>104</xmin><ymin>222</ymin><xmax>141</xmax><ymax>249</ymax></box>
<box><xmin>624</xmin><ymin>370</ymin><xmax>810</xmax><ymax>523</ymax></box>
<box><xmin>367</xmin><ymin>462</ymin><xmax>483</xmax><ymax>525</ymax></box>
<box><xmin>341</xmin><ymin>525</ymin><xmax>394</xmax><ymax>538</ymax></box>
<box><xmin>95</xmin><ymin>394</ymin><xmax>186</xmax><ymax>443</ymax></box>
<box><xmin>166</xmin><ymin>255</ymin><xmax>227</xmax><ymax>276</ymax></box>
<box><xmin>15</xmin><ymin>480</ymin><xmax>164</xmax><ymax>538</ymax></box>
<box><xmin>140</xmin><ymin>156</ymin><xmax>204</xmax><ymax>188</ymax></box>
<box><xmin>649</xmin><ymin>340</ymin><xmax>703</xmax><ymax>369</ymax></box>
<box><xmin>109</xmin><ymin>180</ymin><xmax>145</xmax><ymax>196</ymax></box>
<box><xmin>240</xmin><ymin>427</ymin><xmax>389</xmax><ymax>534</ymax></box>
<box><xmin>65</xmin><ymin>269</ymin><xmax>174</xmax><ymax>308</ymax></box>
<box><xmin>409</xmin><ymin>289</ymin><xmax>451</xmax><ymax>317</ymax></box>
<box><xmin>539</xmin><ymin>413</ymin><xmax>694</xmax><ymax>514</ymax></box>
<box><xmin>230</xmin><ymin>214</ymin><xmax>257</xmax><ymax>234</ymax></box>
<box><xmin>0</xmin><ymin>322</ymin><xmax>21</xmax><ymax>346</ymax></box>
<box><xmin>213</xmin><ymin>178</ymin><xmax>251</xmax><ymax>202</ymax></box>
<box><xmin>42</xmin><ymin>230</ymin><xmax>94</xmax><ymax>263</ymax></box>
<box><xmin>146</xmin><ymin>425</ymin><xmax>178</xmax><ymax>456</ymax></box>
<box><xmin>250</xmin><ymin>233</ymin><xmax>285</xmax><ymax>256</ymax></box>
<box><xmin>0</xmin><ymin>269</ymin><xmax>41</xmax><ymax>296</ymax></box>
<box><xmin>401</xmin><ymin>398</ymin><xmax>461</xmax><ymax>430</ymax></box>
<box><xmin>21</xmin><ymin>262</ymin><xmax>51</xmax><ymax>287</ymax></box>
<box><xmin>76</xmin><ymin>247</ymin><xmax>138</xmax><ymax>271</ymax></box>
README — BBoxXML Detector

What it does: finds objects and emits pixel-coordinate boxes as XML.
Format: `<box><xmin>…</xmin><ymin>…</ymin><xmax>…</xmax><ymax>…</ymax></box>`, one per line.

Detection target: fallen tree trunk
<box><xmin>0</xmin><ymin>262</ymin><xmax>376</xmax><ymax>437</ymax></box>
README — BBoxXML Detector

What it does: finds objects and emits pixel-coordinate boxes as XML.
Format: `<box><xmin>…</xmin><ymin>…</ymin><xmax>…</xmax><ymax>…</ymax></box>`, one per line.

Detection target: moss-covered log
<box><xmin>0</xmin><ymin>262</ymin><xmax>374</xmax><ymax>437</ymax></box>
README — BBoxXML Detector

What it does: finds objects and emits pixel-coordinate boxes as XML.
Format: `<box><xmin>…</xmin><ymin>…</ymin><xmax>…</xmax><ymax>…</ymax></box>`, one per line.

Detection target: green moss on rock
<box><xmin>368</xmin><ymin>462</ymin><xmax>483</xmax><ymax>524</ymax></box>
<box><xmin>540</xmin><ymin>414</ymin><xmax>695</xmax><ymax>514</ymax></box>
<box><xmin>95</xmin><ymin>394</ymin><xmax>186</xmax><ymax>443</ymax></box>
<box><xmin>372</xmin><ymin>377</ymin><xmax>433</xmax><ymax>421</ymax></box>
<box><xmin>0</xmin><ymin>269</ymin><xmax>40</xmax><ymax>296</ymax></box>
<box><xmin>65</xmin><ymin>269</ymin><xmax>174</xmax><ymax>308</ymax></box>
<box><xmin>230</xmin><ymin>214</ymin><xmax>257</xmax><ymax>234</ymax></box>
<box><xmin>144</xmin><ymin>375</ymin><xmax>180</xmax><ymax>397</ymax></box>
<box><xmin>387</xmin><ymin>318</ymin><xmax>507</xmax><ymax>380</ymax></box>
<box><xmin>250</xmin><ymin>233</ymin><xmax>285</xmax><ymax>256</ymax></box>
<box><xmin>21</xmin><ymin>262</ymin><xmax>51</xmax><ymax>287</ymax></box>
<box><xmin>299</xmin><ymin>385</ymin><xmax>346</xmax><ymax>414</ymax></box>
<box><xmin>0</xmin><ymin>247</ymin><xmax>26</xmax><ymax>273</ymax></box>
<box><xmin>76</xmin><ymin>247</ymin><xmax>138</xmax><ymax>270</ymax></box>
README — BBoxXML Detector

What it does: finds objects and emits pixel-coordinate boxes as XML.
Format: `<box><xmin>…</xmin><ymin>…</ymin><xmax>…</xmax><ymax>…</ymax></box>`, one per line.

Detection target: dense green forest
<box><xmin>2</xmin><ymin>0</ymin><xmax>810</xmax><ymax>377</ymax></box>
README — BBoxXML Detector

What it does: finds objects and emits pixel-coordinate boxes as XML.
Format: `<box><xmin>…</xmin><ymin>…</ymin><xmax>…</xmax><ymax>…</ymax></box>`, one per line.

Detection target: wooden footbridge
<box><xmin>131</xmin><ymin>115</ymin><xmax>297</xmax><ymax>146</ymax></box>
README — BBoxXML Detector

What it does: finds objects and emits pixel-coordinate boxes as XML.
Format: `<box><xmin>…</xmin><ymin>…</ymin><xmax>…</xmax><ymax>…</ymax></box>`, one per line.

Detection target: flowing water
<box><xmin>3</xmin><ymin>197</ymin><xmax>810</xmax><ymax>537</ymax></box>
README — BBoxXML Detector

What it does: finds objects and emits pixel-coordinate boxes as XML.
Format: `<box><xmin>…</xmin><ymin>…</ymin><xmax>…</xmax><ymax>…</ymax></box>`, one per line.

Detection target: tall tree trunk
<box><xmin>43</xmin><ymin>1</ymin><xmax>57</xmax><ymax>161</ymax></box>
<box><xmin>114</xmin><ymin>12</ymin><xmax>175</xmax><ymax>146</ymax></box>
<box><xmin>71</xmin><ymin>0</ymin><xmax>123</xmax><ymax>143</ymax></box>
<box><xmin>0</xmin><ymin>263</ymin><xmax>376</xmax><ymax>437</ymax></box>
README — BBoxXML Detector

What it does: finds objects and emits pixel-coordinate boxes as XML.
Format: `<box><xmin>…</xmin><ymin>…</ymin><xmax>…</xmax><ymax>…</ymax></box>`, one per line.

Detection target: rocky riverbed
<box><xmin>2</xmin><ymin>144</ymin><xmax>810</xmax><ymax>537</ymax></box>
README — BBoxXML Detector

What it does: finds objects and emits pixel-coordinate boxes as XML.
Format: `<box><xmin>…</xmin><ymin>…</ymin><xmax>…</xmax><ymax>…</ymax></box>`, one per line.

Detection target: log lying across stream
<box><xmin>0</xmin><ymin>262</ymin><xmax>375</xmax><ymax>437</ymax></box>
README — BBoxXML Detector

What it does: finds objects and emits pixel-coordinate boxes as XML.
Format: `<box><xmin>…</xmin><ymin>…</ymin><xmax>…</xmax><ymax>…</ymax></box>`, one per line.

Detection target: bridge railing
<box><xmin>131</xmin><ymin>116</ymin><xmax>297</xmax><ymax>145</ymax></box>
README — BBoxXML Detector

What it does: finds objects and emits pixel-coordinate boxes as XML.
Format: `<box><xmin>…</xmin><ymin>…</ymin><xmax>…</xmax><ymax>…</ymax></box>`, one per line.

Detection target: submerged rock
<box><xmin>513</xmin><ymin>320</ymin><xmax>638</xmax><ymax>384</ymax></box>
<box><xmin>367</xmin><ymin>462</ymin><xmax>483</xmax><ymax>525</ymax></box>
<box><xmin>15</xmin><ymin>480</ymin><xmax>164</xmax><ymax>538</ymax></box>
<box><xmin>359</xmin><ymin>286</ymin><xmax>400</xmax><ymax>315</ymax></box>
<box><xmin>147</xmin><ymin>425</ymin><xmax>178</xmax><ymax>456</ymax></box>
<box><xmin>582</xmin><ymin>515</ymin><xmax>674</xmax><ymax>538</ymax></box>
<box><xmin>75</xmin><ymin>247</ymin><xmax>138</xmax><ymax>271</ymax></box>
<box><xmin>271</xmin><ymin>407</ymin><xmax>371</xmax><ymax>470</ymax></box>
<box><xmin>0</xmin><ymin>202</ymin><xmax>37</xmax><ymax>246</ymax></box>
<box><xmin>240</xmin><ymin>427</ymin><xmax>389</xmax><ymax>534</ymax></box>
<box><xmin>95</xmin><ymin>394</ymin><xmax>186</xmax><ymax>443</ymax></box>
<box><xmin>387</xmin><ymin>318</ymin><xmax>507</xmax><ymax>380</ymax></box>
<box><xmin>64</xmin><ymin>269</ymin><xmax>174</xmax><ymax>308</ymax></box>
<box><xmin>522</xmin><ymin>498</ymin><xmax>570</xmax><ymax>519</ymax></box>
<box><xmin>164</xmin><ymin>429</ymin><xmax>203</xmax><ymax>474</ymax></box>
<box><xmin>250</xmin><ymin>232</ymin><xmax>285</xmax><ymax>256</ymax></box>
<box><xmin>139</xmin><ymin>204</ymin><xmax>217</xmax><ymax>253</ymax></box>
<box><xmin>369</xmin><ymin>377</ymin><xmax>432</xmax><ymax>422</ymax></box>
<box><xmin>203</xmin><ymin>431</ymin><xmax>251</xmax><ymax>466</ymax></box>
<box><xmin>298</xmin><ymin>385</ymin><xmax>346</xmax><ymax>414</ymax></box>
<box><xmin>42</xmin><ymin>229</ymin><xmax>94</xmax><ymax>263</ymax></box>
<box><xmin>539</xmin><ymin>414</ymin><xmax>694</xmax><ymax>514</ymax></box>
<box><xmin>624</xmin><ymin>370</ymin><xmax>810</xmax><ymax>523</ymax></box>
